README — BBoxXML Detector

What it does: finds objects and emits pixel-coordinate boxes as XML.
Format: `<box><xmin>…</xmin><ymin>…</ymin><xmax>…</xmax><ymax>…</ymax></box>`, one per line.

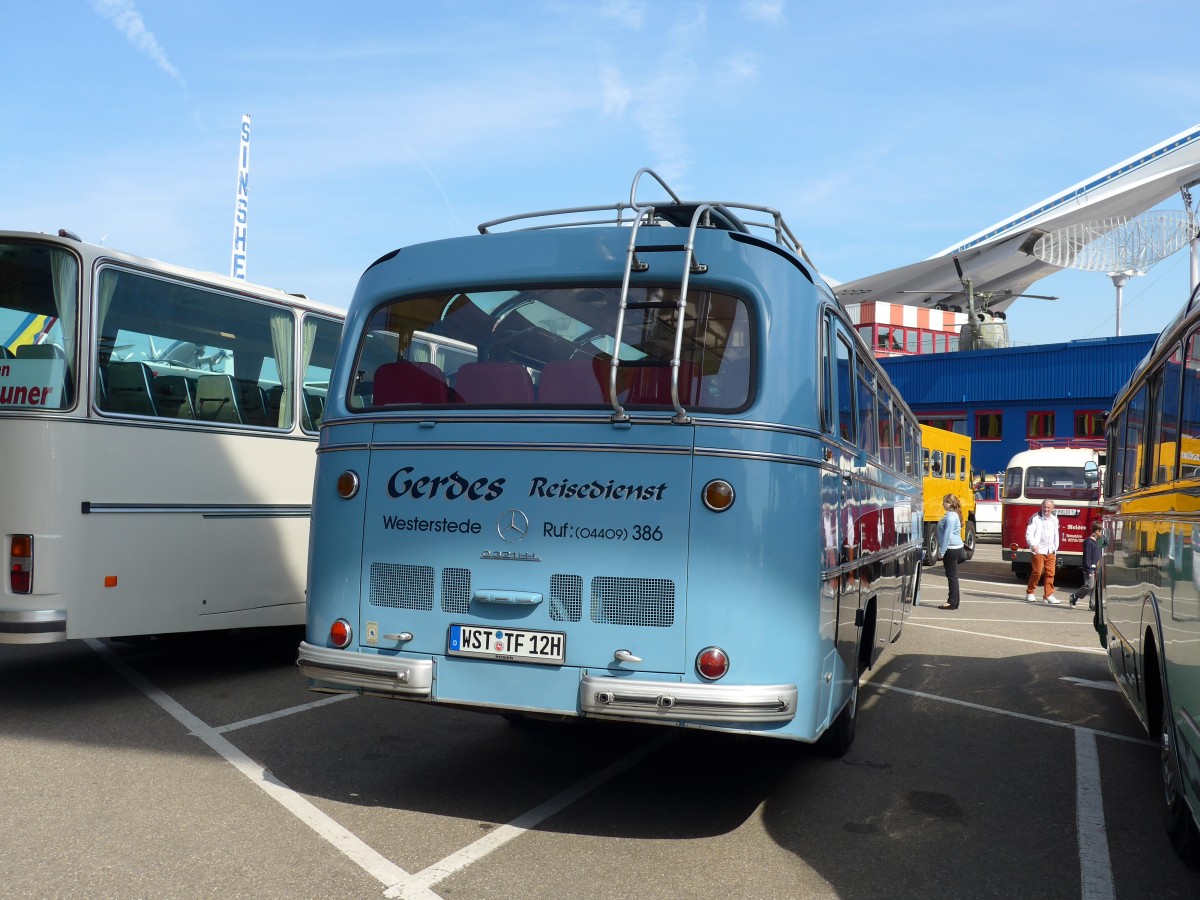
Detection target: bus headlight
<box><xmin>336</xmin><ymin>470</ymin><xmax>360</xmax><ymax>499</ymax></box>
<box><xmin>696</xmin><ymin>646</ymin><xmax>729</xmax><ymax>681</ymax></box>
<box><xmin>702</xmin><ymin>480</ymin><xmax>735</xmax><ymax>512</ymax></box>
<box><xmin>329</xmin><ymin>618</ymin><xmax>353</xmax><ymax>648</ymax></box>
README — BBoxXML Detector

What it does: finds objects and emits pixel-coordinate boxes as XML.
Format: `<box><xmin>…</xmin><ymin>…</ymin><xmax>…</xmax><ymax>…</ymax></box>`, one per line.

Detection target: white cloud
<box><xmin>600</xmin><ymin>0</ymin><xmax>646</xmax><ymax>30</ymax></box>
<box><xmin>601</xmin><ymin>67</ymin><xmax>633</xmax><ymax>115</ymax></box>
<box><xmin>726</xmin><ymin>52</ymin><xmax>760</xmax><ymax>83</ymax></box>
<box><xmin>90</xmin><ymin>0</ymin><xmax>183</xmax><ymax>83</ymax></box>
<box><xmin>741</xmin><ymin>0</ymin><xmax>786</xmax><ymax>25</ymax></box>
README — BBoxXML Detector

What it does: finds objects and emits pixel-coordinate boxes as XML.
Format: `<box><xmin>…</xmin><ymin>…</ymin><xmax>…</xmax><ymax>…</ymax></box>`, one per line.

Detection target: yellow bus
<box><xmin>920</xmin><ymin>424</ymin><xmax>976</xmax><ymax>563</ymax></box>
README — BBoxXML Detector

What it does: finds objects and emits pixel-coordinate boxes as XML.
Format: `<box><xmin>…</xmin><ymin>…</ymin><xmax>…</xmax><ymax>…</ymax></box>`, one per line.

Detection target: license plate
<box><xmin>448</xmin><ymin>624</ymin><xmax>566</xmax><ymax>665</ymax></box>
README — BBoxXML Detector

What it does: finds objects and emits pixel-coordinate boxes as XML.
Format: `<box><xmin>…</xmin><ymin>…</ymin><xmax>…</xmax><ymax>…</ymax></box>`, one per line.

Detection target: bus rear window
<box><xmin>1023</xmin><ymin>466</ymin><xmax>1095</xmax><ymax>500</ymax></box>
<box><xmin>349</xmin><ymin>286</ymin><xmax>752</xmax><ymax>411</ymax></box>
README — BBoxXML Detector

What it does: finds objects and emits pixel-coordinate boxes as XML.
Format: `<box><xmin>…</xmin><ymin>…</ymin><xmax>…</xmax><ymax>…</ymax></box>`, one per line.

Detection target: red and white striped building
<box><xmin>846</xmin><ymin>301</ymin><xmax>968</xmax><ymax>357</ymax></box>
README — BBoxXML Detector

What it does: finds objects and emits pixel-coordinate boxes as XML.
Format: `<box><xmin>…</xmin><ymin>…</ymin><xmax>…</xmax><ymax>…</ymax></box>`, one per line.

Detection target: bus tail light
<box><xmin>329</xmin><ymin>618</ymin><xmax>353</xmax><ymax>648</ymax></box>
<box><xmin>696</xmin><ymin>646</ymin><xmax>729</xmax><ymax>681</ymax></box>
<box><xmin>702</xmin><ymin>479</ymin><xmax>735</xmax><ymax>512</ymax></box>
<box><xmin>336</xmin><ymin>470</ymin><xmax>360</xmax><ymax>499</ymax></box>
<box><xmin>10</xmin><ymin>535</ymin><xmax>33</xmax><ymax>594</ymax></box>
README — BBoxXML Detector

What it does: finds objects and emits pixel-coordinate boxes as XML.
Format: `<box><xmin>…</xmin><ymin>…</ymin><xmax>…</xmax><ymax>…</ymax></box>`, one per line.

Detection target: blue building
<box><xmin>879</xmin><ymin>333</ymin><xmax>1156</xmax><ymax>474</ymax></box>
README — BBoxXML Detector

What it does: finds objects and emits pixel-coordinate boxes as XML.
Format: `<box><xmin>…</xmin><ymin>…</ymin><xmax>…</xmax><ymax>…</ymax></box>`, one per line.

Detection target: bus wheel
<box><xmin>1012</xmin><ymin>562</ymin><xmax>1030</xmax><ymax>580</ymax></box>
<box><xmin>961</xmin><ymin>522</ymin><xmax>976</xmax><ymax>561</ymax></box>
<box><xmin>816</xmin><ymin>676</ymin><xmax>858</xmax><ymax>757</ymax></box>
<box><xmin>923</xmin><ymin>527</ymin><xmax>938</xmax><ymax>566</ymax></box>
<box><xmin>1156</xmin><ymin>659</ymin><xmax>1200</xmax><ymax>860</ymax></box>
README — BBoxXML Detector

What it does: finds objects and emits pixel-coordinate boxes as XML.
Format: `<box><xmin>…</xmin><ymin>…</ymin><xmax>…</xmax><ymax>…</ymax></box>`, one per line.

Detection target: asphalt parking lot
<box><xmin>3</xmin><ymin>541</ymin><xmax>1198</xmax><ymax>899</ymax></box>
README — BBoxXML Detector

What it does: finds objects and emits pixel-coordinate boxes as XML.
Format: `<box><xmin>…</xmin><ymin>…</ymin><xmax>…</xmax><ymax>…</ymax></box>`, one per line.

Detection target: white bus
<box><xmin>0</xmin><ymin>230</ymin><xmax>343</xmax><ymax>643</ymax></box>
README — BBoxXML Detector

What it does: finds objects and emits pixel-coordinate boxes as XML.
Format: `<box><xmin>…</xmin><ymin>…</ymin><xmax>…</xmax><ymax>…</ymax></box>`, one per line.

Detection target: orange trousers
<box><xmin>1027</xmin><ymin>552</ymin><xmax>1057</xmax><ymax>598</ymax></box>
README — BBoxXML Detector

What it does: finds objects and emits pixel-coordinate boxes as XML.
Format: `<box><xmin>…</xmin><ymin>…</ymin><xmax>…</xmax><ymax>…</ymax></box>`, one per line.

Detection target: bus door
<box><xmin>357</xmin><ymin>419</ymin><xmax>696</xmax><ymax>693</ymax></box>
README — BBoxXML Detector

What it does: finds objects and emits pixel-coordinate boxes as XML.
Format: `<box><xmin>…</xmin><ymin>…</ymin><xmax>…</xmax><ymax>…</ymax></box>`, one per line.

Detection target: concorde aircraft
<box><xmin>831</xmin><ymin>122</ymin><xmax>1200</xmax><ymax>323</ymax></box>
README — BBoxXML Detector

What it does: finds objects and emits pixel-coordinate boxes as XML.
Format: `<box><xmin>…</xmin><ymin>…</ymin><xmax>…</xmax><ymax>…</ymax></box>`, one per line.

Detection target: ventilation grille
<box><xmin>549</xmin><ymin>574</ymin><xmax>583</xmax><ymax>622</ymax></box>
<box><xmin>441</xmin><ymin>567</ymin><xmax>471</xmax><ymax>614</ymax></box>
<box><xmin>590</xmin><ymin>577</ymin><xmax>674</xmax><ymax>628</ymax></box>
<box><xmin>369</xmin><ymin>563</ymin><xmax>434</xmax><ymax>610</ymax></box>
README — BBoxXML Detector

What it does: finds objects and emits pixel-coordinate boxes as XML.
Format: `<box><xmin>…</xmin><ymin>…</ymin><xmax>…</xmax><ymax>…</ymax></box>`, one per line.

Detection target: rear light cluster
<box><xmin>10</xmin><ymin>535</ymin><xmax>33</xmax><ymax>594</ymax></box>
<box><xmin>696</xmin><ymin>646</ymin><xmax>729</xmax><ymax>681</ymax></box>
<box><xmin>329</xmin><ymin>618</ymin><xmax>353</xmax><ymax>648</ymax></box>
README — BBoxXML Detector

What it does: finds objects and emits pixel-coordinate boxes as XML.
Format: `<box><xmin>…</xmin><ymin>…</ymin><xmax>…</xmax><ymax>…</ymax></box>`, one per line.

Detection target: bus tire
<box><xmin>1012</xmin><ymin>562</ymin><xmax>1030</xmax><ymax>580</ymax></box>
<box><xmin>923</xmin><ymin>526</ymin><xmax>938</xmax><ymax>566</ymax></box>
<box><xmin>816</xmin><ymin>676</ymin><xmax>857</xmax><ymax>757</ymax></box>
<box><xmin>961</xmin><ymin>521</ymin><xmax>976</xmax><ymax>561</ymax></box>
<box><xmin>1150</xmin><ymin>644</ymin><xmax>1200</xmax><ymax>861</ymax></box>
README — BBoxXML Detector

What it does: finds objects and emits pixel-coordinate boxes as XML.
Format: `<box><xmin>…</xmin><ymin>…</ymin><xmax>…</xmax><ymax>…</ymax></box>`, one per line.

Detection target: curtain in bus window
<box><xmin>878</xmin><ymin>395</ymin><xmax>893</xmax><ymax>468</ymax></box>
<box><xmin>269</xmin><ymin>312</ymin><xmax>295</xmax><ymax>429</ymax></box>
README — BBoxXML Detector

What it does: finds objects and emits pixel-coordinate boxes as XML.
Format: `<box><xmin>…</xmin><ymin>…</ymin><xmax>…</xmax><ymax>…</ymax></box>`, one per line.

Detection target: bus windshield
<box><xmin>0</xmin><ymin>240</ymin><xmax>79</xmax><ymax>409</ymax></box>
<box><xmin>349</xmin><ymin>286</ymin><xmax>752</xmax><ymax>411</ymax></box>
<box><xmin>1023</xmin><ymin>465</ymin><xmax>1096</xmax><ymax>500</ymax></box>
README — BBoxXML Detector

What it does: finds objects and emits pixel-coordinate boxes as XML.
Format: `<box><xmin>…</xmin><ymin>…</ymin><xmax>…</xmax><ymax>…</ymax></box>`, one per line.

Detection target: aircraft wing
<box><xmin>832</xmin><ymin>122</ymin><xmax>1200</xmax><ymax>314</ymax></box>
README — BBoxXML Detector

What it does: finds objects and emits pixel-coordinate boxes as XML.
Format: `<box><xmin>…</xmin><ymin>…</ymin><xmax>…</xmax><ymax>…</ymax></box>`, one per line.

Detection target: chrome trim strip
<box><xmin>366</xmin><ymin>440</ymin><xmax>692</xmax><ymax>455</ymax></box>
<box><xmin>82</xmin><ymin>502</ymin><xmax>310</xmax><ymax>518</ymax></box>
<box><xmin>580</xmin><ymin>675</ymin><xmax>797</xmax><ymax>723</ymax></box>
<box><xmin>296</xmin><ymin>642</ymin><xmax>434</xmax><ymax>697</ymax></box>
<box><xmin>0</xmin><ymin>608</ymin><xmax>68</xmax><ymax>644</ymax></box>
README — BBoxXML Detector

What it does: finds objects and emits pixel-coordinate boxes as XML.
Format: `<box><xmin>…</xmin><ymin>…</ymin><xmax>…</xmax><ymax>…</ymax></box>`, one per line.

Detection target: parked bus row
<box><xmin>0</xmin><ymin>230</ymin><xmax>343</xmax><ymax>643</ymax></box>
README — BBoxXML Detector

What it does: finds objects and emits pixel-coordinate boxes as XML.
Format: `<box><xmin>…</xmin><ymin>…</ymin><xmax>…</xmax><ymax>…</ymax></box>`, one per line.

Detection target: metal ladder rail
<box><xmin>663</xmin><ymin>203</ymin><xmax>718</xmax><ymax>424</ymax></box>
<box><xmin>608</xmin><ymin>205</ymin><xmax>657</xmax><ymax>423</ymax></box>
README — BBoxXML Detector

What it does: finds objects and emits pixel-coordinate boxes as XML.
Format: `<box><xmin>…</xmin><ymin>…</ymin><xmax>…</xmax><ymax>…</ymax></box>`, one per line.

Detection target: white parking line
<box><xmin>387</xmin><ymin>731</ymin><xmax>676</xmax><ymax>898</ymax></box>
<box><xmin>214</xmin><ymin>693</ymin><xmax>356</xmax><ymax>734</ymax></box>
<box><xmin>905</xmin><ymin>620</ymin><xmax>1108</xmax><ymax>654</ymax></box>
<box><xmin>1076</xmin><ymin>729</ymin><xmax>1116</xmax><ymax>899</ymax></box>
<box><xmin>85</xmin><ymin>639</ymin><xmax>428</xmax><ymax>899</ymax></box>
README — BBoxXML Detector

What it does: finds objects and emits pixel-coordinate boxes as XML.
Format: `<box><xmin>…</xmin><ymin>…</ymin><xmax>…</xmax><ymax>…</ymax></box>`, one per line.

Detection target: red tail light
<box><xmin>696</xmin><ymin>646</ymin><xmax>729</xmax><ymax>681</ymax></box>
<box><xmin>10</xmin><ymin>535</ymin><xmax>33</xmax><ymax>594</ymax></box>
<box><xmin>329</xmin><ymin>618</ymin><xmax>353</xmax><ymax>649</ymax></box>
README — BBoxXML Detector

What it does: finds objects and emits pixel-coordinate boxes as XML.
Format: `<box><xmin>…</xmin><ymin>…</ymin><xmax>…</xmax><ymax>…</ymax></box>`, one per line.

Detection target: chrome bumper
<box><xmin>297</xmin><ymin>641</ymin><xmax>434</xmax><ymax>698</ymax></box>
<box><xmin>580</xmin><ymin>675</ymin><xmax>797</xmax><ymax>724</ymax></box>
<box><xmin>0</xmin><ymin>608</ymin><xmax>67</xmax><ymax>644</ymax></box>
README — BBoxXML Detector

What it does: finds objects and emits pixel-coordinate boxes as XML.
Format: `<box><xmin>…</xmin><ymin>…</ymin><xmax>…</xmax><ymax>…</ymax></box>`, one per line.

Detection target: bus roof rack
<box><xmin>477</xmin><ymin>167</ymin><xmax>813</xmax><ymax>265</ymax></box>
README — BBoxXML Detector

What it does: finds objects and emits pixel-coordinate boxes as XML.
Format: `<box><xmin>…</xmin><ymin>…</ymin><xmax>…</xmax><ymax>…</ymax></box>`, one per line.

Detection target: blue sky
<box><xmin>5</xmin><ymin>1</ymin><xmax>1199</xmax><ymax>345</ymax></box>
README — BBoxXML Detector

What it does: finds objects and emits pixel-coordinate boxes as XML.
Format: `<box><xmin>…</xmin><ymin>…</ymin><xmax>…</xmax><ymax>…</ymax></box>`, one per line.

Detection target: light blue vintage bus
<box><xmin>1101</xmin><ymin>278</ymin><xmax>1200</xmax><ymax>857</ymax></box>
<box><xmin>297</xmin><ymin>170</ymin><xmax>924</xmax><ymax>752</ymax></box>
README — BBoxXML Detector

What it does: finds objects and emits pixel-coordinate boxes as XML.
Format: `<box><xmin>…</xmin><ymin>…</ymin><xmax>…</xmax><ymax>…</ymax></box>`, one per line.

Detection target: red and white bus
<box><xmin>1001</xmin><ymin>444</ymin><xmax>1103</xmax><ymax>578</ymax></box>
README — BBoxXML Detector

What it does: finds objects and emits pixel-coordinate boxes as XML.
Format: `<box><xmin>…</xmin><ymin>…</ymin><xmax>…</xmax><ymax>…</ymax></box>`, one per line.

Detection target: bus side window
<box><xmin>960</xmin><ymin>455</ymin><xmax>967</xmax><ymax>480</ymax></box>
<box><xmin>1123</xmin><ymin>384</ymin><xmax>1148</xmax><ymax>491</ymax></box>
<box><xmin>1005</xmin><ymin>467</ymin><xmax>1023</xmax><ymax>499</ymax></box>
<box><xmin>835</xmin><ymin>334</ymin><xmax>855</xmax><ymax>443</ymax></box>
<box><xmin>946</xmin><ymin>452</ymin><xmax>956</xmax><ymax>480</ymax></box>
<box><xmin>931</xmin><ymin>450</ymin><xmax>943</xmax><ymax>478</ymax></box>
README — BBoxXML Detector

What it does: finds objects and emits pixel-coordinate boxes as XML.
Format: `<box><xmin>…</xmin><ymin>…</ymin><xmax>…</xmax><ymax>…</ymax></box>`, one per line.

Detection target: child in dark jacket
<box><xmin>1071</xmin><ymin>522</ymin><xmax>1103</xmax><ymax>610</ymax></box>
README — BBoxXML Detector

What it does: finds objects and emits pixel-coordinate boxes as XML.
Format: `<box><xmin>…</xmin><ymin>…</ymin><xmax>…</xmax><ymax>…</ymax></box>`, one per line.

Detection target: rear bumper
<box><xmin>580</xmin><ymin>675</ymin><xmax>798</xmax><ymax>724</ymax></box>
<box><xmin>297</xmin><ymin>642</ymin><xmax>798</xmax><ymax>725</ymax></box>
<box><xmin>297</xmin><ymin>641</ymin><xmax>434</xmax><ymax>697</ymax></box>
<box><xmin>0</xmin><ymin>608</ymin><xmax>67</xmax><ymax>644</ymax></box>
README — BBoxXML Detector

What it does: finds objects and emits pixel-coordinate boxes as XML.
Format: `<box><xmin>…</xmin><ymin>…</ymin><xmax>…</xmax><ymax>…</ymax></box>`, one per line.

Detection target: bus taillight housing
<box><xmin>10</xmin><ymin>535</ymin><xmax>33</xmax><ymax>594</ymax></box>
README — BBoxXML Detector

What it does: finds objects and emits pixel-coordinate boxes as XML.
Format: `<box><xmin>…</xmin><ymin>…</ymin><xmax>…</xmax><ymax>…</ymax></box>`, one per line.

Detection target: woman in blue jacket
<box><xmin>936</xmin><ymin>494</ymin><xmax>965</xmax><ymax>610</ymax></box>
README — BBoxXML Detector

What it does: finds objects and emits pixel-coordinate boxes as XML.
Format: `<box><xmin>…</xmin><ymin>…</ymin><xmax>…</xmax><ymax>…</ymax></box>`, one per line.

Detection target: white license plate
<box><xmin>448</xmin><ymin>624</ymin><xmax>566</xmax><ymax>665</ymax></box>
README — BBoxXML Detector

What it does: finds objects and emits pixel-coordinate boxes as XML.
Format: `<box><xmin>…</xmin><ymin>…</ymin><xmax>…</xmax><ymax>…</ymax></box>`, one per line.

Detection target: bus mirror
<box><xmin>1083</xmin><ymin>460</ymin><xmax>1099</xmax><ymax>485</ymax></box>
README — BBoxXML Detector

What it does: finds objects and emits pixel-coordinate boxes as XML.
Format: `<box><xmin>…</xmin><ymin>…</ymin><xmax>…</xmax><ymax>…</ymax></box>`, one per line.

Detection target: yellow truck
<box><xmin>920</xmin><ymin>424</ymin><xmax>977</xmax><ymax>564</ymax></box>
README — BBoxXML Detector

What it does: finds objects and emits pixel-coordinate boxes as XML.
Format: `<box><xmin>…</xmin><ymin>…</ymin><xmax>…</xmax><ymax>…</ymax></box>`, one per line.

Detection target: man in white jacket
<box><xmin>1025</xmin><ymin>500</ymin><xmax>1061</xmax><ymax>604</ymax></box>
